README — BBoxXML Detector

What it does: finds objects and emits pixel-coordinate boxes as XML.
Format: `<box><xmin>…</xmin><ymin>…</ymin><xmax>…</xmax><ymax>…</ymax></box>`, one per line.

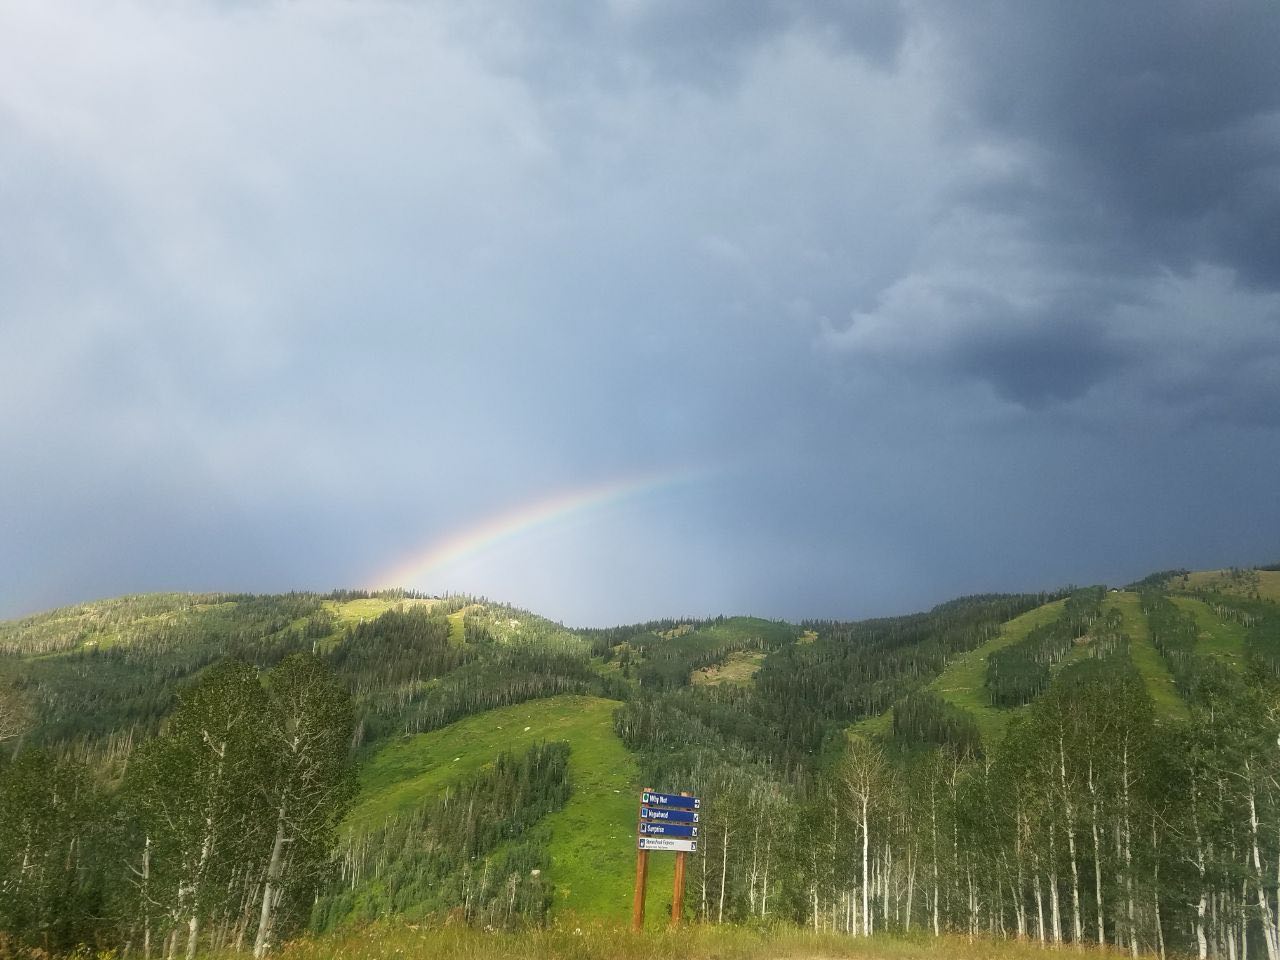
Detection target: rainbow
<box><xmin>371</xmin><ymin>468</ymin><xmax>707</xmax><ymax>591</ymax></box>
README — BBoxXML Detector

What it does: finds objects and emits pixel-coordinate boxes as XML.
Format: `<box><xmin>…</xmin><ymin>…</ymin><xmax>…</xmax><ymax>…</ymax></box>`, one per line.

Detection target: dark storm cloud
<box><xmin>936</xmin><ymin>0</ymin><xmax>1280</xmax><ymax>285</ymax></box>
<box><xmin>824</xmin><ymin>0</ymin><xmax>1280</xmax><ymax>427</ymax></box>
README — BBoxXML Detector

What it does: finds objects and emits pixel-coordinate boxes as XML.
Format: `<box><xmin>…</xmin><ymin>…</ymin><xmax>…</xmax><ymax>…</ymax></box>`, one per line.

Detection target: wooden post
<box><xmin>672</xmin><ymin>850</ymin><xmax>686</xmax><ymax>925</ymax></box>
<box><xmin>632</xmin><ymin>787</ymin><xmax>651</xmax><ymax>932</ymax></box>
<box><xmin>671</xmin><ymin>790</ymin><xmax>691</xmax><ymax>926</ymax></box>
<box><xmin>632</xmin><ymin>847</ymin><xmax>649</xmax><ymax>932</ymax></box>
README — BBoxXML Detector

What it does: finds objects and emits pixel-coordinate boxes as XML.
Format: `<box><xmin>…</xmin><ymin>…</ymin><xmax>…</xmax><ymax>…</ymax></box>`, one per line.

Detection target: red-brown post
<box><xmin>671</xmin><ymin>790</ymin><xmax>691</xmax><ymax>925</ymax></box>
<box><xmin>671</xmin><ymin>850</ymin><xmax>686</xmax><ymax>924</ymax></box>
<box><xmin>632</xmin><ymin>847</ymin><xmax>649</xmax><ymax>932</ymax></box>
<box><xmin>631</xmin><ymin>787</ymin><xmax>651</xmax><ymax>932</ymax></box>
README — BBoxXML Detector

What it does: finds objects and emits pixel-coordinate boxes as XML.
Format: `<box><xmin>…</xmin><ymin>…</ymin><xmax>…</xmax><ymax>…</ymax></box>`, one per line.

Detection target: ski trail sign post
<box><xmin>631</xmin><ymin>788</ymin><xmax>700</xmax><ymax>931</ymax></box>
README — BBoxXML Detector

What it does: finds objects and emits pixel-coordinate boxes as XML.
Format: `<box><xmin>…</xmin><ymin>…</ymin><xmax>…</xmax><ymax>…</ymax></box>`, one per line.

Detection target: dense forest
<box><xmin>2</xmin><ymin>570</ymin><xmax>1279</xmax><ymax>960</ymax></box>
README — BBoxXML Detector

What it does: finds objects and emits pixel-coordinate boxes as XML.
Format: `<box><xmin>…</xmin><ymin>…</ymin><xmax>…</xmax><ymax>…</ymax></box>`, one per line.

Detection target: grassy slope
<box><xmin>1171</xmin><ymin>596</ymin><xmax>1248</xmax><ymax>666</ymax></box>
<box><xmin>0</xmin><ymin>593</ymin><xmax>219</xmax><ymax>653</ymax></box>
<box><xmin>852</xmin><ymin>601</ymin><xmax>1065</xmax><ymax>743</ymax></box>
<box><xmin>1106</xmin><ymin>592</ymin><xmax>1186</xmax><ymax>720</ymax></box>
<box><xmin>344</xmin><ymin>695</ymin><xmax>665</xmax><ymax>922</ymax></box>
<box><xmin>692</xmin><ymin>650</ymin><xmax>765</xmax><ymax>686</ymax></box>
<box><xmin>280</xmin><ymin>923</ymin><xmax>1079</xmax><ymax>960</ymax></box>
<box><xmin>1183</xmin><ymin>568</ymin><xmax>1280</xmax><ymax>600</ymax></box>
<box><xmin>931</xmin><ymin>599</ymin><xmax>1066</xmax><ymax>745</ymax></box>
<box><xmin>322</xmin><ymin>597</ymin><xmax>438</xmax><ymax>627</ymax></box>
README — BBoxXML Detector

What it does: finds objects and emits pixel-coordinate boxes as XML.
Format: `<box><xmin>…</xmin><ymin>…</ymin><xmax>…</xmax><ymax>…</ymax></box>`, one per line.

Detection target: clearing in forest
<box><xmin>1170</xmin><ymin>596</ymin><xmax>1247</xmax><ymax>667</ymax></box>
<box><xmin>342</xmin><ymin>695</ymin><xmax>666</xmax><ymax>921</ymax></box>
<box><xmin>692</xmin><ymin>650</ymin><xmax>765</xmax><ymax>686</ymax></box>
<box><xmin>924</xmin><ymin>599</ymin><xmax>1066</xmax><ymax>745</ymax></box>
<box><xmin>322</xmin><ymin>596</ymin><xmax>437</xmax><ymax>627</ymax></box>
<box><xmin>1106</xmin><ymin>592</ymin><xmax>1187</xmax><ymax>720</ymax></box>
<box><xmin>1182</xmin><ymin>568</ymin><xmax>1280</xmax><ymax>601</ymax></box>
<box><xmin>446</xmin><ymin>603</ymin><xmax>483</xmax><ymax>646</ymax></box>
<box><xmin>851</xmin><ymin>600</ymin><xmax>1065</xmax><ymax>745</ymax></box>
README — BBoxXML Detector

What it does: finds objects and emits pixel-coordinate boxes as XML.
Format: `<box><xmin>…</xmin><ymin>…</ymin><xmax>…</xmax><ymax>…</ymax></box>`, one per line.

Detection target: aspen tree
<box><xmin>252</xmin><ymin>654</ymin><xmax>355</xmax><ymax>957</ymax></box>
<box><xmin>840</xmin><ymin>734</ymin><xmax>889</xmax><ymax>937</ymax></box>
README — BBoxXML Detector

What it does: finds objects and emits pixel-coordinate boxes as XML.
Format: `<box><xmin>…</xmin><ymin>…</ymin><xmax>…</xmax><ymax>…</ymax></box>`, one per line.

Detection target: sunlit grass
<box><xmin>850</xmin><ymin>601</ymin><xmax>1069</xmax><ymax>745</ymax></box>
<box><xmin>269</xmin><ymin>919</ymin><xmax>1142</xmax><ymax>960</ymax></box>
<box><xmin>322</xmin><ymin>598</ymin><xmax>438</xmax><ymax>628</ymax></box>
<box><xmin>1182</xmin><ymin>568</ymin><xmax>1280</xmax><ymax>601</ymax></box>
<box><xmin>691</xmin><ymin>650</ymin><xmax>765</xmax><ymax>686</ymax></box>
<box><xmin>1107</xmin><ymin>593</ymin><xmax>1186</xmax><ymax>720</ymax></box>
<box><xmin>1170</xmin><ymin>596</ymin><xmax>1247</xmax><ymax>666</ymax></box>
<box><xmin>340</xmin><ymin>695</ymin><xmax>662</xmax><ymax>920</ymax></box>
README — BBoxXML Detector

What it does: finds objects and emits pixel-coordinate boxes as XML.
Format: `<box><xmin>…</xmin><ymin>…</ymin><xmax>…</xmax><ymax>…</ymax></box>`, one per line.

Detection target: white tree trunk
<box><xmin>1089</xmin><ymin>762</ymin><xmax>1105</xmax><ymax>945</ymax></box>
<box><xmin>1033</xmin><ymin>862</ymin><xmax>1046</xmax><ymax>943</ymax></box>
<box><xmin>1248</xmin><ymin>780</ymin><xmax>1280</xmax><ymax>960</ymax></box>
<box><xmin>905</xmin><ymin>846</ymin><xmax>916</xmax><ymax>933</ymax></box>
<box><xmin>761</xmin><ymin>836</ymin><xmax>771</xmax><ymax>918</ymax></box>
<box><xmin>865</xmin><ymin>798</ymin><xmax>875</xmax><ymax>942</ymax></box>
<box><xmin>253</xmin><ymin>806</ymin><xmax>288</xmax><ymax>958</ymax></box>
<box><xmin>718</xmin><ymin>822</ymin><xmax>730</xmax><ymax>924</ymax></box>
<box><xmin>1049</xmin><ymin>823</ymin><xmax>1063</xmax><ymax>944</ymax></box>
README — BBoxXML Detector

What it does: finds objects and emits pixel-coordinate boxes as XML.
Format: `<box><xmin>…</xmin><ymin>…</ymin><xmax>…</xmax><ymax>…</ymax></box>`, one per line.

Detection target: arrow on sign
<box><xmin>641</xmin><ymin>806</ymin><xmax>699</xmax><ymax>823</ymax></box>
<box><xmin>642</xmin><ymin>792</ymin><xmax>700</xmax><ymax>810</ymax></box>
<box><xmin>639</xmin><ymin>821</ymin><xmax>698</xmax><ymax>839</ymax></box>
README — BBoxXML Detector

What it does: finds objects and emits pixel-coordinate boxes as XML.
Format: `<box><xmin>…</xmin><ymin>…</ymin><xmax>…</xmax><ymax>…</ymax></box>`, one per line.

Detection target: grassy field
<box><xmin>850</xmin><ymin>600</ymin><xmax>1068</xmax><ymax>744</ymax></box>
<box><xmin>341</xmin><ymin>695</ymin><xmax>667</xmax><ymax>922</ymax></box>
<box><xmin>1169</xmin><ymin>596</ymin><xmax>1248</xmax><ymax>667</ymax></box>
<box><xmin>322</xmin><ymin>597</ymin><xmax>438</xmax><ymax>627</ymax></box>
<box><xmin>927</xmin><ymin>599</ymin><xmax>1067</xmax><ymax>746</ymax></box>
<box><xmin>1106</xmin><ymin>593</ymin><xmax>1186</xmax><ymax>720</ymax></box>
<box><xmin>1182</xmin><ymin>568</ymin><xmax>1280</xmax><ymax>601</ymax></box>
<box><xmin>446</xmin><ymin>605</ymin><xmax>483</xmax><ymax>646</ymax></box>
<box><xmin>272</xmin><ymin>920</ymin><xmax>1124</xmax><ymax>960</ymax></box>
<box><xmin>692</xmin><ymin>650</ymin><xmax>765</xmax><ymax>686</ymax></box>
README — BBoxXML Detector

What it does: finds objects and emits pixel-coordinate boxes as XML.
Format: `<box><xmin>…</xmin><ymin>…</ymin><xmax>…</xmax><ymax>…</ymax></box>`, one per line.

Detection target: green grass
<box><xmin>1181</xmin><ymin>568</ymin><xmax>1280</xmax><ymax>601</ymax></box>
<box><xmin>343</xmin><ymin>695</ymin><xmax>667</xmax><ymax>923</ymax></box>
<box><xmin>272</xmin><ymin>919</ymin><xmax>1106</xmax><ymax>960</ymax></box>
<box><xmin>322</xmin><ymin>597</ymin><xmax>438</xmax><ymax>627</ymax></box>
<box><xmin>929</xmin><ymin>600</ymin><xmax>1067</xmax><ymax>746</ymax></box>
<box><xmin>850</xmin><ymin>601</ymin><xmax>1067</xmax><ymax>745</ymax></box>
<box><xmin>1170</xmin><ymin>596</ymin><xmax>1248</xmax><ymax>666</ymax></box>
<box><xmin>1106</xmin><ymin>593</ymin><xmax>1187</xmax><ymax>720</ymax></box>
<box><xmin>691</xmin><ymin>651</ymin><xmax>765</xmax><ymax>686</ymax></box>
<box><xmin>446</xmin><ymin>606</ymin><xmax>477</xmax><ymax>646</ymax></box>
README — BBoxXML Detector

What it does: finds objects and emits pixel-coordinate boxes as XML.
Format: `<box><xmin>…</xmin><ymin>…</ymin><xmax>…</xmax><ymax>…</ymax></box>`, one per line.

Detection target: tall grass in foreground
<box><xmin>273</xmin><ymin>920</ymin><xmax>1145</xmax><ymax>960</ymax></box>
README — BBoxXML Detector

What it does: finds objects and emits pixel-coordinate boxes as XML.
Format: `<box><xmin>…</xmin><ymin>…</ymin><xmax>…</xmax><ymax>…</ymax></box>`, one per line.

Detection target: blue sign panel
<box><xmin>641</xmin><ymin>806</ymin><xmax>699</xmax><ymax>824</ymax></box>
<box><xmin>639</xmin><ymin>821</ymin><xmax>698</xmax><ymax>839</ymax></box>
<box><xmin>642</xmin><ymin>791</ymin><xmax>700</xmax><ymax>810</ymax></box>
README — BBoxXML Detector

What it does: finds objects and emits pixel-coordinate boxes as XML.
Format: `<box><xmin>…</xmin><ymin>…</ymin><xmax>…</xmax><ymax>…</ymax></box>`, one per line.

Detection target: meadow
<box><xmin>272</xmin><ymin>920</ymin><xmax>1129</xmax><ymax>960</ymax></box>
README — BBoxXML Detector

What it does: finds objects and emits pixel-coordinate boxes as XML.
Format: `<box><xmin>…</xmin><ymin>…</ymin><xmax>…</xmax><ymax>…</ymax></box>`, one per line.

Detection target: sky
<box><xmin>2</xmin><ymin>1</ymin><xmax>1279</xmax><ymax>627</ymax></box>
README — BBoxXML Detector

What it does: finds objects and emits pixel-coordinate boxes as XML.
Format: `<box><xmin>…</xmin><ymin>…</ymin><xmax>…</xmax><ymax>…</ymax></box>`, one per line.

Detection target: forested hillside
<box><xmin>2</xmin><ymin>569</ymin><xmax>1280</xmax><ymax>960</ymax></box>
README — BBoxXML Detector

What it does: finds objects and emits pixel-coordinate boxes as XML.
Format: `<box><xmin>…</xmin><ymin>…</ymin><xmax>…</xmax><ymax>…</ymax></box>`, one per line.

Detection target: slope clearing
<box><xmin>1171</xmin><ymin>596</ymin><xmax>1248</xmax><ymax>667</ymax></box>
<box><xmin>854</xmin><ymin>600</ymin><xmax>1067</xmax><ymax>744</ymax></box>
<box><xmin>1182</xmin><ymin>568</ymin><xmax>1280</xmax><ymax>601</ymax></box>
<box><xmin>1106</xmin><ymin>592</ymin><xmax>1186</xmax><ymax>720</ymax></box>
<box><xmin>345</xmin><ymin>695</ymin><xmax>664</xmax><ymax>921</ymax></box>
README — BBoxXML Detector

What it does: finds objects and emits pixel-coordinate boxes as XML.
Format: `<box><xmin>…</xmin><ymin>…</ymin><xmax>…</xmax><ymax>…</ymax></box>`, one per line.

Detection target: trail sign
<box><xmin>639</xmin><ymin>836</ymin><xmax>698</xmax><ymax>853</ymax></box>
<box><xmin>642</xmin><ymin>791</ymin><xmax>700</xmax><ymax>810</ymax></box>
<box><xmin>641</xmin><ymin>806</ymin><xmax>699</xmax><ymax>823</ymax></box>
<box><xmin>633</xmin><ymin>787</ymin><xmax>699</xmax><ymax>932</ymax></box>
<box><xmin>639</xmin><ymin>821</ymin><xmax>697</xmax><ymax>838</ymax></box>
